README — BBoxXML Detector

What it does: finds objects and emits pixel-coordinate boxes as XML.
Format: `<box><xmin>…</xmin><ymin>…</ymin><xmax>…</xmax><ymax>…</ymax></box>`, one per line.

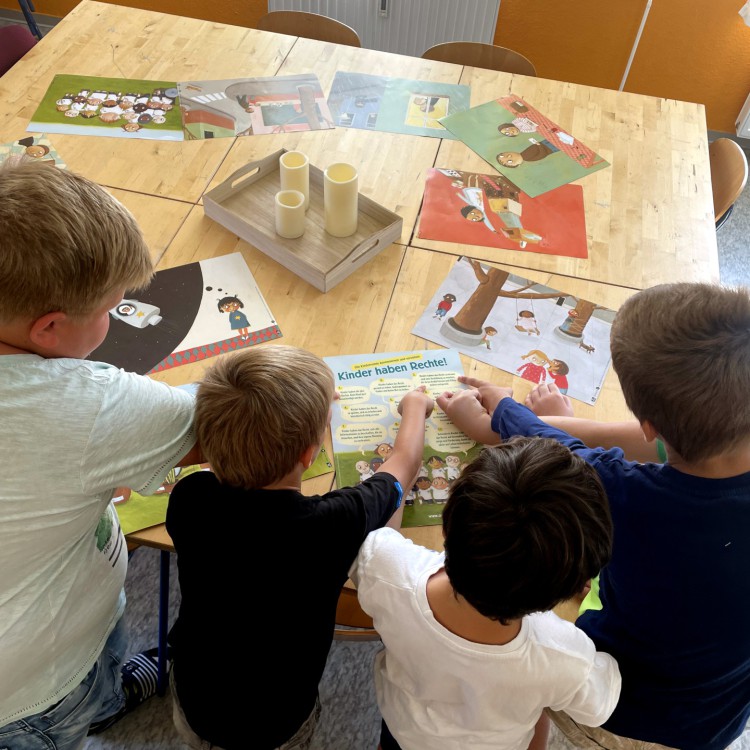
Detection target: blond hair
<box><xmin>195</xmin><ymin>345</ymin><xmax>334</xmax><ymax>488</ymax></box>
<box><xmin>610</xmin><ymin>283</ymin><xmax>750</xmax><ymax>462</ymax></box>
<box><xmin>0</xmin><ymin>159</ymin><xmax>153</xmax><ymax>322</ymax></box>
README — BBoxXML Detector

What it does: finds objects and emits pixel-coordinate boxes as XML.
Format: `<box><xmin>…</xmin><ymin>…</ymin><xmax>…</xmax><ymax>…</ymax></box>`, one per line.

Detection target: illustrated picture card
<box><xmin>89</xmin><ymin>252</ymin><xmax>281</xmax><ymax>375</ymax></box>
<box><xmin>418</xmin><ymin>167</ymin><xmax>588</xmax><ymax>258</ymax></box>
<box><xmin>178</xmin><ymin>74</ymin><xmax>335</xmax><ymax>138</ymax></box>
<box><xmin>327</xmin><ymin>71</ymin><xmax>471</xmax><ymax>139</ymax></box>
<box><xmin>440</xmin><ymin>93</ymin><xmax>609</xmax><ymax>197</ymax></box>
<box><xmin>325</xmin><ymin>349</ymin><xmax>484</xmax><ymax>527</ymax></box>
<box><xmin>28</xmin><ymin>75</ymin><xmax>183</xmax><ymax>141</ymax></box>
<box><xmin>412</xmin><ymin>257</ymin><xmax>615</xmax><ymax>404</ymax></box>
<box><xmin>0</xmin><ymin>134</ymin><xmax>67</xmax><ymax>168</ymax></box>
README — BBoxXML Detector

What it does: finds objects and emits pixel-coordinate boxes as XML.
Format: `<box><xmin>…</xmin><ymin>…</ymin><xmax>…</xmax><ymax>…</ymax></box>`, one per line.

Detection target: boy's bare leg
<box><xmin>528</xmin><ymin>712</ymin><xmax>550</xmax><ymax>750</ymax></box>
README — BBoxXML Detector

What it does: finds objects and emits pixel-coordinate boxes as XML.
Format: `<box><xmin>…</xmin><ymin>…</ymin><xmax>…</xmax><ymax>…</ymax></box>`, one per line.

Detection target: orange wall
<box><xmin>6</xmin><ymin>0</ymin><xmax>750</xmax><ymax>132</ymax></box>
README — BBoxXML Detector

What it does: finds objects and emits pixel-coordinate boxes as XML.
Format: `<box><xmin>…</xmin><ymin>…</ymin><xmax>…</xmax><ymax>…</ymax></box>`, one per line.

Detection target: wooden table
<box><xmin>4</xmin><ymin>0</ymin><xmax>720</xmax><ymax>670</ymax></box>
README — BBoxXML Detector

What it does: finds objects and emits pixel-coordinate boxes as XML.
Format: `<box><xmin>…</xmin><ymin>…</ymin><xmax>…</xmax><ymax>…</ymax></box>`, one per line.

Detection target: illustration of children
<box><xmin>481</xmin><ymin>326</ymin><xmax>497</xmax><ymax>350</ymax></box>
<box><xmin>415</xmin><ymin>476</ymin><xmax>434</xmax><ymax>504</ymax></box>
<box><xmin>355</xmin><ymin>460</ymin><xmax>374</xmax><ymax>482</ymax></box>
<box><xmin>515</xmin><ymin>310</ymin><xmax>541</xmax><ymax>336</ymax></box>
<box><xmin>369</xmin><ymin>457</ymin><xmax>384</xmax><ymax>474</ymax></box>
<box><xmin>547</xmin><ymin>359</ymin><xmax>570</xmax><ymax>394</ymax></box>
<box><xmin>433</xmin><ymin>293</ymin><xmax>457</xmax><ymax>319</ymax></box>
<box><xmin>517</xmin><ymin>350</ymin><xmax>550</xmax><ymax>384</ymax></box>
<box><xmin>496</xmin><ymin>138</ymin><xmax>560</xmax><ymax>168</ymax></box>
<box><xmin>404</xmin><ymin>486</ymin><xmax>416</xmax><ymax>506</ymax></box>
<box><xmin>427</xmin><ymin>456</ymin><xmax>446</xmax><ymax>479</ymax></box>
<box><xmin>375</xmin><ymin>443</ymin><xmax>394</xmax><ymax>460</ymax></box>
<box><xmin>445</xmin><ymin>455</ymin><xmax>461</xmax><ymax>480</ymax></box>
<box><xmin>431</xmin><ymin>476</ymin><xmax>450</xmax><ymax>503</ymax></box>
<box><xmin>498</xmin><ymin>119</ymin><xmax>538</xmax><ymax>136</ymax></box>
<box><xmin>218</xmin><ymin>295</ymin><xmax>250</xmax><ymax>341</ymax></box>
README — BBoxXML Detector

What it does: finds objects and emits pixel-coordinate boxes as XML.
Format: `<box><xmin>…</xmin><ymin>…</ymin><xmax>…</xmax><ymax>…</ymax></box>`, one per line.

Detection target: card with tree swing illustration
<box><xmin>417</xmin><ymin>167</ymin><xmax>588</xmax><ymax>258</ymax></box>
<box><xmin>411</xmin><ymin>256</ymin><xmax>616</xmax><ymax>404</ymax></box>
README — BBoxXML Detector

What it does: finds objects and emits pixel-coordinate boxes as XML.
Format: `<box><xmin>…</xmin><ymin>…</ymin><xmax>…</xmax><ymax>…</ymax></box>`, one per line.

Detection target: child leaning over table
<box><xmin>0</xmin><ymin>159</ymin><xmax>199</xmax><ymax>749</ymax></box>
<box><xmin>165</xmin><ymin>345</ymin><xmax>433</xmax><ymax>750</ymax></box>
<box><xmin>437</xmin><ymin>283</ymin><xmax>750</xmax><ymax>750</ymax></box>
<box><xmin>350</xmin><ymin>437</ymin><xmax>620</xmax><ymax>750</ymax></box>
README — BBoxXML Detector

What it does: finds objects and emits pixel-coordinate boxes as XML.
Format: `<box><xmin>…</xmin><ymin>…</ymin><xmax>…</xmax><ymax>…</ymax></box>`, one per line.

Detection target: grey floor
<box><xmin>85</xmin><ymin>167</ymin><xmax>749</xmax><ymax>750</ymax></box>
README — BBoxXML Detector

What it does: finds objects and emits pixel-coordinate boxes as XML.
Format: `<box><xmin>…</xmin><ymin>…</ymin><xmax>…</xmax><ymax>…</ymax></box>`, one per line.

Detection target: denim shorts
<box><xmin>0</xmin><ymin>616</ymin><xmax>127</xmax><ymax>750</ymax></box>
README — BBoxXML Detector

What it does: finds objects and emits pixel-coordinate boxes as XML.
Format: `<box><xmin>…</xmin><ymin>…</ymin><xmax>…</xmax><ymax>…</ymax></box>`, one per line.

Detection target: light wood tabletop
<box><xmin>5</xmin><ymin>2</ymin><xmax>720</xmax><ymax>562</ymax></box>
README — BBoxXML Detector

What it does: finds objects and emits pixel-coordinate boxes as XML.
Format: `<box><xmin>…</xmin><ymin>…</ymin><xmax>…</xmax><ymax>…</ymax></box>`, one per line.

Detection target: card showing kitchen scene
<box><xmin>326</xmin><ymin>71</ymin><xmax>471</xmax><ymax>139</ymax></box>
<box><xmin>418</xmin><ymin>167</ymin><xmax>587</xmax><ymax>258</ymax></box>
<box><xmin>412</xmin><ymin>256</ymin><xmax>615</xmax><ymax>404</ymax></box>
<box><xmin>440</xmin><ymin>93</ymin><xmax>609</xmax><ymax>197</ymax></box>
<box><xmin>88</xmin><ymin>252</ymin><xmax>281</xmax><ymax>375</ymax></box>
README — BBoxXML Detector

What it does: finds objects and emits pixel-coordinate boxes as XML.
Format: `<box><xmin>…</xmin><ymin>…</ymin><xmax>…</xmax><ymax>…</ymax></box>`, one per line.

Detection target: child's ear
<box><xmin>640</xmin><ymin>420</ymin><xmax>659</xmax><ymax>443</ymax></box>
<box><xmin>28</xmin><ymin>312</ymin><xmax>67</xmax><ymax>351</ymax></box>
<box><xmin>300</xmin><ymin>444</ymin><xmax>317</xmax><ymax>470</ymax></box>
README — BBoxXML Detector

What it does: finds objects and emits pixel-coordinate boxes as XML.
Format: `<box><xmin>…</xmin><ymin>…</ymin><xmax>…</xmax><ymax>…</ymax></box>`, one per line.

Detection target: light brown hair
<box><xmin>195</xmin><ymin>345</ymin><xmax>334</xmax><ymax>488</ymax></box>
<box><xmin>610</xmin><ymin>282</ymin><xmax>750</xmax><ymax>462</ymax></box>
<box><xmin>0</xmin><ymin>159</ymin><xmax>152</xmax><ymax>322</ymax></box>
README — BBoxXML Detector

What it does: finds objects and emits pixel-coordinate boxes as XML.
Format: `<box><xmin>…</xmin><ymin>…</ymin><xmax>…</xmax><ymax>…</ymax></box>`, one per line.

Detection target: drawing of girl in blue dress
<box><xmin>218</xmin><ymin>295</ymin><xmax>250</xmax><ymax>341</ymax></box>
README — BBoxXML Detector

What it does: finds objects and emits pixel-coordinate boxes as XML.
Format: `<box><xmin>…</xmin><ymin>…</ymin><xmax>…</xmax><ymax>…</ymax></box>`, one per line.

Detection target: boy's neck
<box><xmin>667</xmin><ymin>440</ymin><xmax>750</xmax><ymax>479</ymax></box>
<box><xmin>263</xmin><ymin>465</ymin><xmax>304</xmax><ymax>492</ymax></box>
<box><xmin>425</xmin><ymin>569</ymin><xmax>521</xmax><ymax>645</ymax></box>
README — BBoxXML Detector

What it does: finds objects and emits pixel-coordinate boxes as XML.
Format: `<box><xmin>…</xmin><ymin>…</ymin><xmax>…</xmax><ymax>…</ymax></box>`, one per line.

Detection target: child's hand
<box><xmin>398</xmin><ymin>386</ymin><xmax>434</xmax><ymax>419</ymax></box>
<box><xmin>458</xmin><ymin>375</ymin><xmax>513</xmax><ymax>415</ymax></box>
<box><xmin>525</xmin><ymin>383</ymin><xmax>574</xmax><ymax>417</ymax></box>
<box><xmin>436</xmin><ymin>388</ymin><xmax>498</xmax><ymax>445</ymax></box>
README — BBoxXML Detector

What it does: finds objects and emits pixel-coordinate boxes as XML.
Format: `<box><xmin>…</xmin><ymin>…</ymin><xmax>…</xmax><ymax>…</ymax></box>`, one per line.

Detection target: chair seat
<box><xmin>0</xmin><ymin>25</ymin><xmax>37</xmax><ymax>77</ymax></box>
<box><xmin>257</xmin><ymin>11</ymin><xmax>361</xmax><ymax>47</ymax></box>
<box><xmin>421</xmin><ymin>41</ymin><xmax>536</xmax><ymax>76</ymax></box>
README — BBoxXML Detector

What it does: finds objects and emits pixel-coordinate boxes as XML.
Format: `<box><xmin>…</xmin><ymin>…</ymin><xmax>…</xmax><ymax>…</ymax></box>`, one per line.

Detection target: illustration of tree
<box><xmin>557</xmin><ymin>298</ymin><xmax>608</xmax><ymax>340</ymax></box>
<box><xmin>441</xmin><ymin>257</ymin><xmax>602</xmax><ymax>345</ymax></box>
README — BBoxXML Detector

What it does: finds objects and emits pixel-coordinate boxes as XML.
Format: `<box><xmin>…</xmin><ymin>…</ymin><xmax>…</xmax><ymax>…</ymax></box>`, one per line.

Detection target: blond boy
<box><xmin>0</xmin><ymin>160</ymin><xmax>199</xmax><ymax>748</ymax></box>
<box><xmin>166</xmin><ymin>345</ymin><xmax>433</xmax><ymax>750</ymax></box>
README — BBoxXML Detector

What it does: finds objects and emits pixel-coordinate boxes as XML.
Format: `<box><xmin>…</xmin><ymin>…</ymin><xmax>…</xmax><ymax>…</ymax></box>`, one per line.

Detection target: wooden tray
<box><xmin>203</xmin><ymin>148</ymin><xmax>403</xmax><ymax>293</ymax></box>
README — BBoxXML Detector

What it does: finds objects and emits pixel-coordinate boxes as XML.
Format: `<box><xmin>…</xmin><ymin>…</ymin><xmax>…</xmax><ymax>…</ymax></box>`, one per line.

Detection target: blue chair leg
<box><xmin>17</xmin><ymin>0</ymin><xmax>43</xmax><ymax>39</ymax></box>
<box><xmin>157</xmin><ymin>550</ymin><xmax>170</xmax><ymax>696</ymax></box>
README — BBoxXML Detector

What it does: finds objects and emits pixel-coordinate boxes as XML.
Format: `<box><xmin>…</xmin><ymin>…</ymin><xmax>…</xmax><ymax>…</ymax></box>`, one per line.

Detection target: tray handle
<box><xmin>226</xmin><ymin>164</ymin><xmax>262</xmax><ymax>192</ymax></box>
<box><xmin>345</xmin><ymin>237</ymin><xmax>380</xmax><ymax>264</ymax></box>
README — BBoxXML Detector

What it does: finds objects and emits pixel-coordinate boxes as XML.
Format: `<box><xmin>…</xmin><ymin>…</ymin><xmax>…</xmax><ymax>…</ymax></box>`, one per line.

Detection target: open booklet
<box><xmin>324</xmin><ymin>349</ymin><xmax>484</xmax><ymax>527</ymax></box>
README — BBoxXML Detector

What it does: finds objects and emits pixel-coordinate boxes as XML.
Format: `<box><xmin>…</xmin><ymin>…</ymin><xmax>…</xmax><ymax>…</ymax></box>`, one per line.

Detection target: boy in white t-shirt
<box><xmin>350</xmin><ymin>437</ymin><xmax>620</xmax><ymax>750</ymax></box>
<box><xmin>0</xmin><ymin>160</ymin><xmax>199</xmax><ymax>749</ymax></box>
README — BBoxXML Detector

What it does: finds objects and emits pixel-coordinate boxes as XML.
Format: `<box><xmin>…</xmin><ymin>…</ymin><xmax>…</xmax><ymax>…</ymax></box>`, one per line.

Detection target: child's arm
<box><xmin>525</xmin><ymin>383</ymin><xmax>660</xmax><ymax>463</ymax></box>
<box><xmin>380</xmin><ymin>388</ymin><xmax>434</xmax><ymax>529</ymax></box>
<box><xmin>435</xmin><ymin>376</ymin><xmax>512</xmax><ymax>445</ymax></box>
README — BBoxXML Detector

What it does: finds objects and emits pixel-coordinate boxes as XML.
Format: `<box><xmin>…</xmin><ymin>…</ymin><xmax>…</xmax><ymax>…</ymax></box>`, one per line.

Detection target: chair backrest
<box><xmin>334</xmin><ymin>585</ymin><xmax>380</xmax><ymax>641</ymax></box>
<box><xmin>257</xmin><ymin>11</ymin><xmax>361</xmax><ymax>47</ymax></box>
<box><xmin>0</xmin><ymin>25</ymin><xmax>37</xmax><ymax>77</ymax></box>
<box><xmin>709</xmin><ymin>137</ymin><xmax>748</xmax><ymax>227</ymax></box>
<box><xmin>421</xmin><ymin>41</ymin><xmax>536</xmax><ymax>76</ymax></box>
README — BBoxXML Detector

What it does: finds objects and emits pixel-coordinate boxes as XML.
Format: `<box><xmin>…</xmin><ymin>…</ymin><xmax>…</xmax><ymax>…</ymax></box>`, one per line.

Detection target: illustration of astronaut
<box><xmin>110</xmin><ymin>299</ymin><xmax>163</xmax><ymax>328</ymax></box>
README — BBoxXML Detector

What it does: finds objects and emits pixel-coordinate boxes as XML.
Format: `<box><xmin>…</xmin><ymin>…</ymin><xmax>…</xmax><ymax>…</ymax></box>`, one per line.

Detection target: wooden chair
<box><xmin>709</xmin><ymin>137</ymin><xmax>748</xmax><ymax>230</ymax></box>
<box><xmin>257</xmin><ymin>11</ymin><xmax>361</xmax><ymax>47</ymax></box>
<box><xmin>422</xmin><ymin>41</ymin><xmax>536</xmax><ymax>77</ymax></box>
<box><xmin>0</xmin><ymin>25</ymin><xmax>37</xmax><ymax>77</ymax></box>
<box><xmin>334</xmin><ymin>584</ymin><xmax>380</xmax><ymax>641</ymax></box>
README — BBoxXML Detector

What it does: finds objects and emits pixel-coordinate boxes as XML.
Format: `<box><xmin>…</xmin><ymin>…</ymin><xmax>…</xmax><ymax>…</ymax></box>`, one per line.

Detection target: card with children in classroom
<box><xmin>325</xmin><ymin>349</ymin><xmax>484</xmax><ymax>527</ymax></box>
<box><xmin>440</xmin><ymin>94</ymin><xmax>610</xmax><ymax>197</ymax></box>
<box><xmin>417</xmin><ymin>167</ymin><xmax>588</xmax><ymax>258</ymax></box>
<box><xmin>0</xmin><ymin>134</ymin><xmax>66</xmax><ymax>168</ymax></box>
<box><xmin>412</xmin><ymin>256</ymin><xmax>616</xmax><ymax>404</ymax></box>
<box><xmin>326</xmin><ymin>71</ymin><xmax>471</xmax><ymax>139</ymax></box>
<box><xmin>88</xmin><ymin>252</ymin><xmax>281</xmax><ymax>376</ymax></box>
<box><xmin>28</xmin><ymin>74</ymin><xmax>334</xmax><ymax>141</ymax></box>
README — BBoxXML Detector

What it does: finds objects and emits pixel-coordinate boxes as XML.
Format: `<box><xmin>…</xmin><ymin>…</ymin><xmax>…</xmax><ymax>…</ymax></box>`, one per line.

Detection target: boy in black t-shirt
<box><xmin>166</xmin><ymin>345</ymin><xmax>433</xmax><ymax>750</ymax></box>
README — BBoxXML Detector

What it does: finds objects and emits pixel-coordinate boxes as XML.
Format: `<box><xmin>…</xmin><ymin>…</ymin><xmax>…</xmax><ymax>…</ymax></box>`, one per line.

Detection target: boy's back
<box><xmin>166</xmin><ymin>470</ymin><xmax>402</xmax><ymax>748</ymax></box>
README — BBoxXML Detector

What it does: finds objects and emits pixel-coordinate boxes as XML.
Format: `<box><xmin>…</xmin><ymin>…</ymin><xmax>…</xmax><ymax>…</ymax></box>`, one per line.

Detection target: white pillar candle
<box><xmin>324</xmin><ymin>162</ymin><xmax>358</xmax><ymax>238</ymax></box>
<box><xmin>279</xmin><ymin>150</ymin><xmax>310</xmax><ymax>211</ymax></box>
<box><xmin>274</xmin><ymin>190</ymin><xmax>306</xmax><ymax>239</ymax></box>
